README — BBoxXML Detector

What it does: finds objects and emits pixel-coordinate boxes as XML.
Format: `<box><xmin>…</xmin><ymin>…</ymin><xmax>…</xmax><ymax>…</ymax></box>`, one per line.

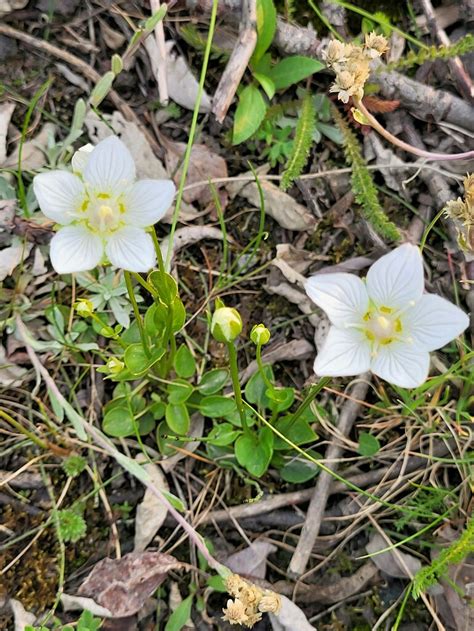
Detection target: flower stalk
<box><xmin>124</xmin><ymin>270</ymin><xmax>150</xmax><ymax>358</ymax></box>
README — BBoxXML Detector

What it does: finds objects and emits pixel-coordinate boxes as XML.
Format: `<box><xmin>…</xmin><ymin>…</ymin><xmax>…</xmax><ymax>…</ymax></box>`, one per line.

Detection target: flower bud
<box><xmin>75</xmin><ymin>299</ymin><xmax>94</xmax><ymax>318</ymax></box>
<box><xmin>250</xmin><ymin>324</ymin><xmax>271</xmax><ymax>346</ymax></box>
<box><xmin>211</xmin><ymin>307</ymin><xmax>242</xmax><ymax>343</ymax></box>
<box><xmin>106</xmin><ymin>357</ymin><xmax>124</xmax><ymax>374</ymax></box>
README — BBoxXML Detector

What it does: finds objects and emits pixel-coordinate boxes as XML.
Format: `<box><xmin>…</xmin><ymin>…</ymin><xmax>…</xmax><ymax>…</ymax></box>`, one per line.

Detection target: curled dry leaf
<box><xmin>163</xmin><ymin>138</ymin><xmax>228</xmax><ymax>205</ymax></box>
<box><xmin>226</xmin><ymin>541</ymin><xmax>277</xmax><ymax>579</ymax></box>
<box><xmin>228</xmin><ymin>173</ymin><xmax>316</xmax><ymax>231</ymax></box>
<box><xmin>364</xmin><ymin>133</ymin><xmax>410</xmax><ymax>194</ymax></box>
<box><xmin>0</xmin><ymin>101</ymin><xmax>15</xmax><ymax>164</ymax></box>
<box><xmin>275</xmin><ymin>243</ymin><xmax>330</xmax><ymax>275</ymax></box>
<box><xmin>0</xmin><ymin>345</ymin><xmax>27</xmax><ymax>387</ymax></box>
<box><xmin>9</xmin><ymin>598</ymin><xmax>36</xmax><ymax>631</ymax></box>
<box><xmin>269</xmin><ymin>595</ymin><xmax>316</xmax><ymax>631</ymax></box>
<box><xmin>163</xmin><ymin>40</ymin><xmax>212</xmax><ymax>113</ymax></box>
<box><xmin>61</xmin><ymin>593</ymin><xmax>113</xmax><ymax>618</ymax></box>
<box><xmin>3</xmin><ymin>123</ymin><xmax>55</xmax><ymax>171</ymax></box>
<box><xmin>161</xmin><ymin>226</ymin><xmax>228</xmax><ymax>270</ymax></box>
<box><xmin>78</xmin><ymin>551</ymin><xmax>181</xmax><ymax>618</ymax></box>
<box><xmin>366</xmin><ymin>532</ymin><xmax>421</xmax><ymax>579</ymax></box>
<box><xmin>0</xmin><ymin>238</ymin><xmax>32</xmax><ymax>281</ymax></box>
<box><xmin>133</xmin><ymin>457</ymin><xmax>169</xmax><ymax>552</ymax></box>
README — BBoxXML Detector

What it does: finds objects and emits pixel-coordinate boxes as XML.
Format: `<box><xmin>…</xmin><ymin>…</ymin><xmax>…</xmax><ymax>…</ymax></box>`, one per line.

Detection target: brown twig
<box><xmin>288</xmin><ymin>376</ymin><xmax>371</xmax><ymax>577</ymax></box>
<box><xmin>419</xmin><ymin>0</ymin><xmax>474</xmax><ymax>102</ymax></box>
<box><xmin>211</xmin><ymin>0</ymin><xmax>257</xmax><ymax>123</ymax></box>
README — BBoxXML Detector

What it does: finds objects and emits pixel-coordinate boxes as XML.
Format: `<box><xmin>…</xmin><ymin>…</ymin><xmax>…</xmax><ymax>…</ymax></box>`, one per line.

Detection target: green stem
<box><xmin>131</xmin><ymin>271</ymin><xmax>158</xmax><ymax>298</ymax></box>
<box><xmin>124</xmin><ymin>270</ymin><xmax>150</xmax><ymax>357</ymax></box>
<box><xmin>165</xmin><ymin>0</ymin><xmax>219</xmax><ymax>270</ymax></box>
<box><xmin>256</xmin><ymin>343</ymin><xmax>274</xmax><ymax>391</ymax></box>
<box><xmin>151</xmin><ymin>227</ymin><xmax>167</xmax><ymax>277</ymax></box>
<box><xmin>0</xmin><ymin>409</ymin><xmax>48</xmax><ymax>450</ymax></box>
<box><xmin>226</xmin><ymin>341</ymin><xmax>250</xmax><ymax>436</ymax></box>
<box><xmin>286</xmin><ymin>377</ymin><xmax>331</xmax><ymax>430</ymax></box>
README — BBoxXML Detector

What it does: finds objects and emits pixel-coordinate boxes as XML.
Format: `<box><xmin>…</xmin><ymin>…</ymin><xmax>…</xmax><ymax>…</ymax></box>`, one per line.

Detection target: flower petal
<box><xmin>105</xmin><ymin>226</ymin><xmax>155</xmax><ymax>272</ymax></box>
<box><xmin>50</xmin><ymin>226</ymin><xmax>103</xmax><ymax>274</ymax></box>
<box><xmin>83</xmin><ymin>136</ymin><xmax>135</xmax><ymax>191</ymax></box>
<box><xmin>314</xmin><ymin>326</ymin><xmax>371</xmax><ymax>377</ymax></box>
<box><xmin>305</xmin><ymin>273</ymin><xmax>369</xmax><ymax>327</ymax></box>
<box><xmin>123</xmin><ymin>179</ymin><xmax>176</xmax><ymax>227</ymax></box>
<box><xmin>71</xmin><ymin>143</ymin><xmax>94</xmax><ymax>174</ymax></box>
<box><xmin>366</xmin><ymin>244</ymin><xmax>424</xmax><ymax>309</ymax></box>
<box><xmin>404</xmin><ymin>293</ymin><xmax>469</xmax><ymax>351</ymax></box>
<box><xmin>33</xmin><ymin>171</ymin><xmax>84</xmax><ymax>224</ymax></box>
<box><xmin>371</xmin><ymin>343</ymin><xmax>429</xmax><ymax>388</ymax></box>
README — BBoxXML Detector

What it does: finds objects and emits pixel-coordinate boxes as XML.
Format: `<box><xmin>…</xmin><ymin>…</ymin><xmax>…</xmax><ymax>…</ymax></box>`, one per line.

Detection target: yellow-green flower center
<box><xmin>363</xmin><ymin>306</ymin><xmax>403</xmax><ymax>346</ymax></box>
<box><xmin>77</xmin><ymin>191</ymin><xmax>126</xmax><ymax>234</ymax></box>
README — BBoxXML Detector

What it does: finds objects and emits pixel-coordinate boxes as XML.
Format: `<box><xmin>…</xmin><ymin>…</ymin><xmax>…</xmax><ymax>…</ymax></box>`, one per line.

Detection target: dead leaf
<box><xmin>9</xmin><ymin>598</ymin><xmax>36</xmax><ymax>631</ymax></box>
<box><xmin>153</xmin><ymin>40</ymin><xmax>211</xmax><ymax>113</ymax></box>
<box><xmin>265</xmin><ymin>272</ymin><xmax>319</xmax><ymax>327</ymax></box>
<box><xmin>133</xmin><ymin>457</ymin><xmax>169</xmax><ymax>552</ymax></box>
<box><xmin>164</xmin><ymin>139</ymin><xmax>228</xmax><ymax>205</ymax></box>
<box><xmin>160</xmin><ymin>413</ymin><xmax>204</xmax><ymax>473</ymax></box>
<box><xmin>366</xmin><ymin>533</ymin><xmax>421</xmax><ymax>579</ymax></box>
<box><xmin>100</xmin><ymin>19</ymin><xmax>126</xmax><ymax>49</ymax></box>
<box><xmin>0</xmin><ymin>0</ymin><xmax>28</xmax><ymax>14</ymax></box>
<box><xmin>32</xmin><ymin>248</ymin><xmax>47</xmax><ymax>276</ymax></box>
<box><xmin>0</xmin><ymin>345</ymin><xmax>27</xmax><ymax>387</ymax></box>
<box><xmin>275</xmin><ymin>244</ymin><xmax>330</xmax><ymax>274</ymax></box>
<box><xmin>161</xmin><ymin>226</ymin><xmax>228</xmax><ymax>269</ymax></box>
<box><xmin>61</xmin><ymin>593</ymin><xmax>113</xmax><ymax>618</ymax></box>
<box><xmin>269</xmin><ymin>595</ymin><xmax>316</xmax><ymax>631</ymax></box>
<box><xmin>3</xmin><ymin>123</ymin><xmax>55</xmax><ymax>171</ymax></box>
<box><xmin>364</xmin><ymin>134</ymin><xmax>410</xmax><ymax>193</ymax></box>
<box><xmin>230</xmin><ymin>177</ymin><xmax>316</xmax><ymax>231</ymax></box>
<box><xmin>227</xmin><ymin>541</ymin><xmax>276</xmax><ymax>579</ymax></box>
<box><xmin>239</xmin><ymin>339</ymin><xmax>314</xmax><ymax>385</ymax></box>
<box><xmin>0</xmin><ymin>101</ymin><xmax>15</xmax><ymax>164</ymax></box>
<box><xmin>169</xmin><ymin>582</ymin><xmax>195</xmax><ymax>629</ymax></box>
<box><xmin>0</xmin><ymin>238</ymin><xmax>32</xmax><ymax>281</ymax></box>
<box><xmin>78</xmin><ymin>551</ymin><xmax>181</xmax><ymax>617</ymax></box>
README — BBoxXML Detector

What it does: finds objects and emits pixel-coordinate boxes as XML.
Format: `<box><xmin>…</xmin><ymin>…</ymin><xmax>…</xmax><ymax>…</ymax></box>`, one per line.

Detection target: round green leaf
<box><xmin>165</xmin><ymin>402</ymin><xmax>190</xmax><ymax>435</ymax></box>
<box><xmin>268</xmin><ymin>56</ymin><xmax>325</xmax><ymax>90</ymax></box>
<box><xmin>199</xmin><ymin>395</ymin><xmax>237</xmax><ymax>418</ymax></box>
<box><xmin>103</xmin><ymin>405</ymin><xmax>135</xmax><ymax>437</ymax></box>
<box><xmin>358</xmin><ymin>431</ymin><xmax>380</xmax><ymax>457</ymax></box>
<box><xmin>168</xmin><ymin>379</ymin><xmax>194</xmax><ymax>404</ymax></box>
<box><xmin>233</xmin><ymin>85</ymin><xmax>267</xmax><ymax>145</ymax></box>
<box><xmin>197</xmin><ymin>369</ymin><xmax>229</xmax><ymax>395</ymax></box>
<box><xmin>174</xmin><ymin>344</ymin><xmax>196</xmax><ymax>379</ymax></box>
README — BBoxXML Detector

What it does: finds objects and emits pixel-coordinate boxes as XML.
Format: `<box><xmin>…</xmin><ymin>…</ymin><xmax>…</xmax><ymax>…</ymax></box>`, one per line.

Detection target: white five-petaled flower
<box><xmin>305</xmin><ymin>244</ymin><xmax>470</xmax><ymax>388</ymax></box>
<box><xmin>33</xmin><ymin>136</ymin><xmax>176</xmax><ymax>274</ymax></box>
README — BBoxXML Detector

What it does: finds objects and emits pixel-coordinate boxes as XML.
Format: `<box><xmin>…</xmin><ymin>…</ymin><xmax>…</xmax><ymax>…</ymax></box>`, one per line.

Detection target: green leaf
<box><xmin>233</xmin><ymin>85</ymin><xmax>267</xmax><ymax>145</ymax></box>
<box><xmin>199</xmin><ymin>396</ymin><xmax>237</xmax><ymax>418</ymax></box>
<box><xmin>207</xmin><ymin>423</ymin><xmax>241</xmax><ymax>446</ymax></box>
<box><xmin>90</xmin><ymin>70</ymin><xmax>115</xmax><ymax>107</ymax></box>
<box><xmin>103</xmin><ymin>405</ymin><xmax>135</xmax><ymax>437</ymax></box>
<box><xmin>235</xmin><ymin>427</ymin><xmax>273</xmax><ymax>476</ymax></box>
<box><xmin>174</xmin><ymin>344</ymin><xmax>196</xmax><ymax>379</ymax></box>
<box><xmin>268</xmin><ymin>56</ymin><xmax>324</xmax><ymax>90</ymax></box>
<box><xmin>266</xmin><ymin>386</ymin><xmax>295</xmax><ymax>413</ymax></box>
<box><xmin>148</xmin><ymin>271</ymin><xmax>178</xmax><ymax>304</ymax></box>
<box><xmin>273</xmin><ymin>415</ymin><xmax>318</xmax><ymax>450</ymax></box>
<box><xmin>207</xmin><ymin>574</ymin><xmax>227</xmax><ymax>592</ymax></box>
<box><xmin>124</xmin><ymin>343</ymin><xmax>164</xmax><ymax>375</ymax></box>
<box><xmin>164</xmin><ymin>595</ymin><xmax>193</xmax><ymax>631</ymax></box>
<box><xmin>253</xmin><ymin>72</ymin><xmax>275</xmax><ymax>99</ymax></box>
<box><xmin>280</xmin><ymin>456</ymin><xmax>319</xmax><ymax>483</ymax></box>
<box><xmin>168</xmin><ymin>379</ymin><xmax>194</xmax><ymax>404</ymax></box>
<box><xmin>197</xmin><ymin>369</ymin><xmax>229</xmax><ymax>395</ymax></box>
<box><xmin>165</xmin><ymin>403</ymin><xmax>190</xmax><ymax>435</ymax></box>
<box><xmin>252</xmin><ymin>0</ymin><xmax>277</xmax><ymax>62</ymax></box>
<box><xmin>245</xmin><ymin>366</ymin><xmax>274</xmax><ymax>408</ymax></box>
<box><xmin>358</xmin><ymin>431</ymin><xmax>380</xmax><ymax>457</ymax></box>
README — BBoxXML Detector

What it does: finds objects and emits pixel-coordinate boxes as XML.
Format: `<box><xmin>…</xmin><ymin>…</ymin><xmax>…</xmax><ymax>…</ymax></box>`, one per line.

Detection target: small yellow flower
<box><xmin>75</xmin><ymin>298</ymin><xmax>95</xmax><ymax>317</ymax></box>
<box><xmin>106</xmin><ymin>357</ymin><xmax>125</xmax><ymax>374</ymax></box>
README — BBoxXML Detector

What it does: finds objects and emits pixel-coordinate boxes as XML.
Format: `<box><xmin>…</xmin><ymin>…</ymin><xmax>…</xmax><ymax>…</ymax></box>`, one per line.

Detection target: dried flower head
<box><xmin>258</xmin><ymin>592</ymin><xmax>282</xmax><ymax>614</ymax></box>
<box><xmin>364</xmin><ymin>32</ymin><xmax>389</xmax><ymax>58</ymax></box>
<box><xmin>464</xmin><ymin>173</ymin><xmax>474</xmax><ymax>208</ymax></box>
<box><xmin>444</xmin><ymin>175</ymin><xmax>474</xmax><ymax>254</ymax></box>
<box><xmin>222</xmin><ymin>598</ymin><xmax>248</xmax><ymax>625</ymax></box>
<box><xmin>325</xmin><ymin>33</ymin><xmax>389</xmax><ymax>103</ymax></box>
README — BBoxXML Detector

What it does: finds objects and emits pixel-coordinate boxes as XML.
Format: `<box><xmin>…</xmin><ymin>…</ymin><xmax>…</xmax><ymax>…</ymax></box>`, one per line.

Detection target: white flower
<box><xmin>305</xmin><ymin>244</ymin><xmax>469</xmax><ymax>388</ymax></box>
<box><xmin>33</xmin><ymin>136</ymin><xmax>176</xmax><ymax>274</ymax></box>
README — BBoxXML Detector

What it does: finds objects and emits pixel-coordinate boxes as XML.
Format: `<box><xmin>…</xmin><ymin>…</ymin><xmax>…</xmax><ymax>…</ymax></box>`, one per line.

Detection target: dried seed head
<box><xmin>258</xmin><ymin>592</ymin><xmax>282</xmax><ymax>614</ymax></box>
<box><xmin>324</xmin><ymin>39</ymin><xmax>347</xmax><ymax>65</ymax></box>
<box><xmin>445</xmin><ymin>198</ymin><xmax>468</xmax><ymax>222</ymax></box>
<box><xmin>243</xmin><ymin>610</ymin><xmax>263</xmax><ymax>627</ymax></box>
<box><xmin>464</xmin><ymin>173</ymin><xmax>474</xmax><ymax>208</ymax></box>
<box><xmin>222</xmin><ymin>598</ymin><xmax>248</xmax><ymax>625</ymax></box>
<box><xmin>364</xmin><ymin>32</ymin><xmax>389</xmax><ymax>57</ymax></box>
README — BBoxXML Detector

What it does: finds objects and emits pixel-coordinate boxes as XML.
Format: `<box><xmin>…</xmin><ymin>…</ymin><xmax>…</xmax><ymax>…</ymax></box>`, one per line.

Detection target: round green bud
<box><xmin>250</xmin><ymin>323</ymin><xmax>271</xmax><ymax>346</ymax></box>
<box><xmin>211</xmin><ymin>307</ymin><xmax>243</xmax><ymax>343</ymax></box>
<box><xmin>75</xmin><ymin>298</ymin><xmax>94</xmax><ymax>318</ymax></box>
<box><xmin>107</xmin><ymin>357</ymin><xmax>124</xmax><ymax>374</ymax></box>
